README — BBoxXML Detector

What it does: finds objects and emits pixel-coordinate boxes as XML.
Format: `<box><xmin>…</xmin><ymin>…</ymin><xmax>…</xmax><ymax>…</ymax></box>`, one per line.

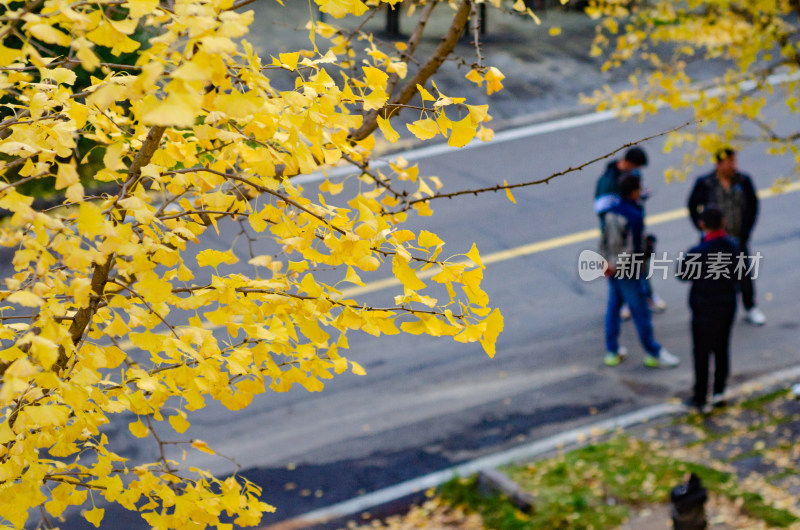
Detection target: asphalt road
<box><xmin>52</xmin><ymin>95</ymin><xmax>800</xmax><ymax>529</ymax></box>
<box><xmin>189</xmin><ymin>98</ymin><xmax>800</xmax><ymax>522</ymax></box>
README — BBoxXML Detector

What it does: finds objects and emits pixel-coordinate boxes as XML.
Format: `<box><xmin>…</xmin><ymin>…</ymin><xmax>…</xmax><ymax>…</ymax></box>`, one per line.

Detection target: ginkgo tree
<box><xmin>0</xmin><ymin>0</ymin><xmax>560</xmax><ymax>527</ymax></box>
<box><xmin>586</xmin><ymin>0</ymin><xmax>800</xmax><ymax>181</ymax></box>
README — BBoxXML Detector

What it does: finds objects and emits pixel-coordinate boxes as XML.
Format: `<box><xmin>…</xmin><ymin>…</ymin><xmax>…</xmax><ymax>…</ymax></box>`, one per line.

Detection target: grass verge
<box><xmin>438</xmin><ymin>436</ymin><xmax>798</xmax><ymax>529</ymax></box>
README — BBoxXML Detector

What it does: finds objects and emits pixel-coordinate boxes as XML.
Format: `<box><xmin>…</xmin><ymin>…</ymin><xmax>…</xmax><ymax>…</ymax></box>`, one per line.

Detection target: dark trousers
<box><xmin>691</xmin><ymin>307</ymin><xmax>735</xmax><ymax>405</ymax></box>
<box><xmin>740</xmin><ymin>243</ymin><xmax>755</xmax><ymax>310</ymax></box>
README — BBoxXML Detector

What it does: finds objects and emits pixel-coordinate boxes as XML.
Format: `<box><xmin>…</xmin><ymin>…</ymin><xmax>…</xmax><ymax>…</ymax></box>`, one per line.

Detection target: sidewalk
<box><xmin>245</xmin><ymin>2</ymin><xmax>624</xmax><ymax>129</ymax></box>
<box><xmin>357</xmin><ymin>382</ymin><xmax>800</xmax><ymax>529</ymax></box>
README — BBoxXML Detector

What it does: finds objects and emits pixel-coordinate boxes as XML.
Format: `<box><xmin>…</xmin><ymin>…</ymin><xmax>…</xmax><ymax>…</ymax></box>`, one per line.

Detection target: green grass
<box><xmin>740</xmin><ymin>389</ymin><xmax>790</xmax><ymax>411</ymax></box>
<box><xmin>438</xmin><ymin>436</ymin><xmax>799</xmax><ymax>529</ymax></box>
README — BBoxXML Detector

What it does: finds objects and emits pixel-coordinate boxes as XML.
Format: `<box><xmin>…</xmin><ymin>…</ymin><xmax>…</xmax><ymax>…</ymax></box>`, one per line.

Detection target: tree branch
<box><xmin>395</xmin><ymin>120</ymin><xmax>696</xmax><ymax>211</ymax></box>
<box><xmin>349</xmin><ymin>0</ymin><xmax>472</xmax><ymax>141</ymax></box>
<box><xmin>63</xmin><ymin>126</ymin><xmax>166</xmax><ymax>369</ymax></box>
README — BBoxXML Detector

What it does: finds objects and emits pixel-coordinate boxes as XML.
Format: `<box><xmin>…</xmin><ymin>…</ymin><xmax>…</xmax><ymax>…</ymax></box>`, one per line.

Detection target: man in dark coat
<box><xmin>688</xmin><ymin>148</ymin><xmax>764</xmax><ymax>325</ymax></box>
<box><xmin>677</xmin><ymin>206</ymin><xmax>739</xmax><ymax>412</ymax></box>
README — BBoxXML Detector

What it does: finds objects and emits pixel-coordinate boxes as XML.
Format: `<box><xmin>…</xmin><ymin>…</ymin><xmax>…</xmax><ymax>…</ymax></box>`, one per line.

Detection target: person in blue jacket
<box><xmin>688</xmin><ymin>148</ymin><xmax>764</xmax><ymax>326</ymax></box>
<box><xmin>676</xmin><ymin>206</ymin><xmax>739</xmax><ymax>412</ymax></box>
<box><xmin>595</xmin><ymin>146</ymin><xmax>667</xmax><ymax>315</ymax></box>
<box><xmin>599</xmin><ymin>173</ymin><xmax>679</xmax><ymax>368</ymax></box>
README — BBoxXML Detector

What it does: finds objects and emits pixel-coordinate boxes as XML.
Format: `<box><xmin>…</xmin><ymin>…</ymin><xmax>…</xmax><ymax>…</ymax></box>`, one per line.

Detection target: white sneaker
<box><xmin>745</xmin><ymin>307</ymin><xmax>766</xmax><ymax>326</ymax></box>
<box><xmin>710</xmin><ymin>392</ymin><xmax>729</xmax><ymax>407</ymax></box>
<box><xmin>644</xmin><ymin>348</ymin><xmax>680</xmax><ymax>369</ymax></box>
<box><xmin>603</xmin><ymin>346</ymin><xmax>628</xmax><ymax>367</ymax></box>
<box><xmin>648</xmin><ymin>293</ymin><xmax>667</xmax><ymax>313</ymax></box>
<box><xmin>620</xmin><ymin>305</ymin><xmax>631</xmax><ymax>321</ymax></box>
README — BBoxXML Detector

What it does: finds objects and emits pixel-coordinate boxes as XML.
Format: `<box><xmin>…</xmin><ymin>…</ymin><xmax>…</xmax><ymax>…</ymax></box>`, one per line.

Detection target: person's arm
<box><xmin>600</xmin><ymin>214</ymin><xmax>621</xmax><ymax>269</ymax></box>
<box><xmin>629</xmin><ymin>211</ymin><xmax>645</xmax><ymax>255</ymax></box>
<box><xmin>687</xmin><ymin>177</ymin><xmax>706</xmax><ymax>231</ymax></box>
<box><xmin>740</xmin><ymin>174</ymin><xmax>758</xmax><ymax>244</ymax></box>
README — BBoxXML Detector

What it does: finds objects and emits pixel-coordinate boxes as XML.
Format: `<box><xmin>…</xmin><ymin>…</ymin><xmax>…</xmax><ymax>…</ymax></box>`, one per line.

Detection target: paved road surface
<box><xmin>54</xmin><ymin>95</ymin><xmax>800</xmax><ymax>528</ymax></box>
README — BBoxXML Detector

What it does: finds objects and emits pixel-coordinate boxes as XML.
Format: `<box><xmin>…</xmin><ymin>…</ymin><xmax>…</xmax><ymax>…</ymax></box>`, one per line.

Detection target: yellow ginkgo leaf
<box><xmin>350</xmin><ymin>361</ymin><xmax>367</xmax><ymax>376</ymax></box>
<box><xmin>196</xmin><ymin>249</ymin><xmax>239</xmax><ymax>268</ymax></box>
<box><xmin>503</xmin><ymin>180</ymin><xmax>517</xmax><ymax>204</ymax></box>
<box><xmin>7</xmin><ymin>291</ymin><xmax>44</xmax><ymax>308</ymax></box>
<box><xmin>480</xmin><ymin>308</ymin><xmax>504</xmax><ymax>358</ymax></box>
<box><xmin>484</xmin><ymin>67</ymin><xmax>505</xmax><ymax>95</ymax></box>
<box><xmin>125</xmin><ymin>0</ymin><xmax>159</xmax><ymax>18</ymax></box>
<box><xmin>28</xmin><ymin>24</ymin><xmax>71</xmax><ymax>46</ymax></box>
<box><xmin>377</xmin><ymin>116</ymin><xmax>400</xmax><ymax>143</ymax></box>
<box><xmin>139</xmin><ymin>94</ymin><xmax>200</xmax><ymax>128</ymax></box>
<box><xmin>84</xmin><ymin>507</ymin><xmax>104</xmax><ymax>528</ymax></box>
<box><xmin>448</xmin><ymin>115</ymin><xmax>477</xmax><ymax>148</ymax></box>
<box><xmin>407</xmin><ymin>118</ymin><xmax>439</xmax><ymax>140</ymax></box>
<box><xmin>78</xmin><ymin>202</ymin><xmax>106</xmax><ymax>238</ymax></box>
<box><xmin>168</xmin><ymin>412</ymin><xmax>190</xmax><ymax>434</ymax></box>
<box><xmin>363</xmin><ymin>66</ymin><xmax>389</xmax><ymax>89</ymax></box>
<box><xmin>477</xmin><ymin>126</ymin><xmax>495</xmax><ymax>142</ymax></box>
<box><xmin>465</xmin><ymin>69</ymin><xmax>483</xmax><ymax>85</ymax></box>
<box><xmin>392</xmin><ymin>254</ymin><xmax>426</xmax><ymax>291</ymax></box>
<box><xmin>191</xmin><ymin>440</ymin><xmax>215</xmax><ymax>454</ymax></box>
<box><xmin>129</xmin><ymin>419</ymin><xmax>149</xmax><ymax>438</ymax></box>
<box><xmin>362</xmin><ymin>88</ymin><xmax>388</xmax><ymax>111</ymax></box>
<box><xmin>55</xmin><ymin>163</ymin><xmax>80</xmax><ymax>190</ymax></box>
<box><xmin>418</xmin><ymin>230</ymin><xmax>443</xmax><ymax>248</ymax></box>
<box><xmin>416</xmin><ymin>84</ymin><xmax>435</xmax><ymax>101</ymax></box>
<box><xmin>320</xmin><ymin>179</ymin><xmax>345</xmax><ymax>195</ymax></box>
<box><xmin>278</xmin><ymin>52</ymin><xmax>300</xmax><ymax>70</ymax></box>
<box><xmin>466</xmin><ymin>243</ymin><xmax>484</xmax><ymax>268</ymax></box>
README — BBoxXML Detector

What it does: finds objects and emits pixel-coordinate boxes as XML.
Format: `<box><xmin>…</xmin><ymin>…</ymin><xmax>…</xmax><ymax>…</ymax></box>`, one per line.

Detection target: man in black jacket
<box><xmin>677</xmin><ymin>207</ymin><xmax>739</xmax><ymax>412</ymax></box>
<box><xmin>687</xmin><ymin>148</ymin><xmax>764</xmax><ymax>325</ymax></box>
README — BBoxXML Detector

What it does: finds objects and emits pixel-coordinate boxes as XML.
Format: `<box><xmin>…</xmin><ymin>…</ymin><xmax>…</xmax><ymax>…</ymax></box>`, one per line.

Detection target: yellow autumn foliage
<box><xmin>0</xmin><ymin>0</ymin><xmax>510</xmax><ymax>528</ymax></box>
<box><xmin>588</xmin><ymin>0</ymin><xmax>800</xmax><ymax>178</ymax></box>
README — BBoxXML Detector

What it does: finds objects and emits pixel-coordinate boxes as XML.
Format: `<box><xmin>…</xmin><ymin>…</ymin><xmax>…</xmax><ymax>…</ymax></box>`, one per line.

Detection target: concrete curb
<box><xmin>264</xmin><ymin>363</ymin><xmax>800</xmax><ymax>529</ymax></box>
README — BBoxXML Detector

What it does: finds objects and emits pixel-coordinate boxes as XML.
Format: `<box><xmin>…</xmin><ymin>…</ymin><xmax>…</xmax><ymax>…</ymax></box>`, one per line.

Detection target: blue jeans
<box><xmin>606</xmin><ymin>277</ymin><xmax>661</xmax><ymax>356</ymax></box>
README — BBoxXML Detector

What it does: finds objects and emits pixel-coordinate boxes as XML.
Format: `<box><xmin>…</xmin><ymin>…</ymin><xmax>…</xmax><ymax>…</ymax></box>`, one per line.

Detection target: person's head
<box><xmin>618</xmin><ymin>146</ymin><xmax>648</xmax><ymax>172</ymax></box>
<box><xmin>699</xmin><ymin>205</ymin><xmax>725</xmax><ymax>232</ymax></box>
<box><xmin>714</xmin><ymin>148</ymin><xmax>737</xmax><ymax>179</ymax></box>
<box><xmin>619</xmin><ymin>173</ymin><xmax>641</xmax><ymax>200</ymax></box>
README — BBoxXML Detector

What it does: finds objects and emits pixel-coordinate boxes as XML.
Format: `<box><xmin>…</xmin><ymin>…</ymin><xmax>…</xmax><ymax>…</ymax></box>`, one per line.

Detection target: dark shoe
<box><xmin>682</xmin><ymin>397</ymin><xmax>712</xmax><ymax>414</ymax></box>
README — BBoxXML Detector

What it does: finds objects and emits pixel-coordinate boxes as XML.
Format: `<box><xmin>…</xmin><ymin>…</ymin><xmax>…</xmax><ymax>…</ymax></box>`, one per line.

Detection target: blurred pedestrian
<box><xmin>688</xmin><ymin>148</ymin><xmax>764</xmax><ymax>325</ymax></box>
<box><xmin>599</xmin><ymin>173</ymin><xmax>679</xmax><ymax>368</ymax></box>
<box><xmin>594</xmin><ymin>146</ymin><xmax>667</xmax><ymax>318</ymax></box>
<box><xmin>676</xmin><ymin>206</ymin><xmax>739</xmax><ymax>412</ymax></box>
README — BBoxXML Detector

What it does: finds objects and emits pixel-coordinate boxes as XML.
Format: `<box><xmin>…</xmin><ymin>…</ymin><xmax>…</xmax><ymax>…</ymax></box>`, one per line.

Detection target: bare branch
<box><xmin>386</xmin><ymin>0</ymin><xmax>439</xmax><ymax>96</ymax></box>
<box><xmin>396</xmin><ymin>120</ymin><xmax>696</xmax><ymax>211</ymax></box>
<box><xmin>107</xmin><ymin>279</ymin><xmax>180</xmax><ymax>339</ymax></box>
<box><xmin>470</xmin><ymin>1</ymin><xmax>485</xmax><ymax>68</ymax></box>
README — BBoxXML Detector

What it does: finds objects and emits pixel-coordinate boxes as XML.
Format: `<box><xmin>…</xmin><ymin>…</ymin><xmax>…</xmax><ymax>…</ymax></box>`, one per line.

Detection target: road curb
<box><xmin>262</xmin><ymin>363</ymin><xmax>800</xmax><ymax>529</ymax></box>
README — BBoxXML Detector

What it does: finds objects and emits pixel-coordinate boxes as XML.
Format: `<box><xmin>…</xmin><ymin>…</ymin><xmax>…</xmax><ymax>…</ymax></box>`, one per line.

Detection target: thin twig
<box><xmin>397</xmin><ymin>120</ymin><xmax>697</xmax><ymax>211</ymax></box>
<box><xmin>107</xmin><ymin>279</ymin><xmax>180</xmax><ymax>339</ymax></box>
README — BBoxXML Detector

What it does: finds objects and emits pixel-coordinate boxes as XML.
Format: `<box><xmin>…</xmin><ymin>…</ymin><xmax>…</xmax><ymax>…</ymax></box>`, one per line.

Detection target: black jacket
<box><xmin>687</xmin><ymin>171</ymin><xmax>758</xmax><ymax>245</ymax></box>
<box><xmin>676</xmin><ymin>234</ymin><xmax>740</xmax><ymax>314</ymax></box>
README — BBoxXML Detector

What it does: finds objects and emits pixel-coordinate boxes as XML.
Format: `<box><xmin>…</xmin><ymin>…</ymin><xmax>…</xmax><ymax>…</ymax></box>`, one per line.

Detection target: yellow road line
<box><xmin>345</xmin><ymin>181</ymin><xmax>800</xmax><ymax>297</ymax></box>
